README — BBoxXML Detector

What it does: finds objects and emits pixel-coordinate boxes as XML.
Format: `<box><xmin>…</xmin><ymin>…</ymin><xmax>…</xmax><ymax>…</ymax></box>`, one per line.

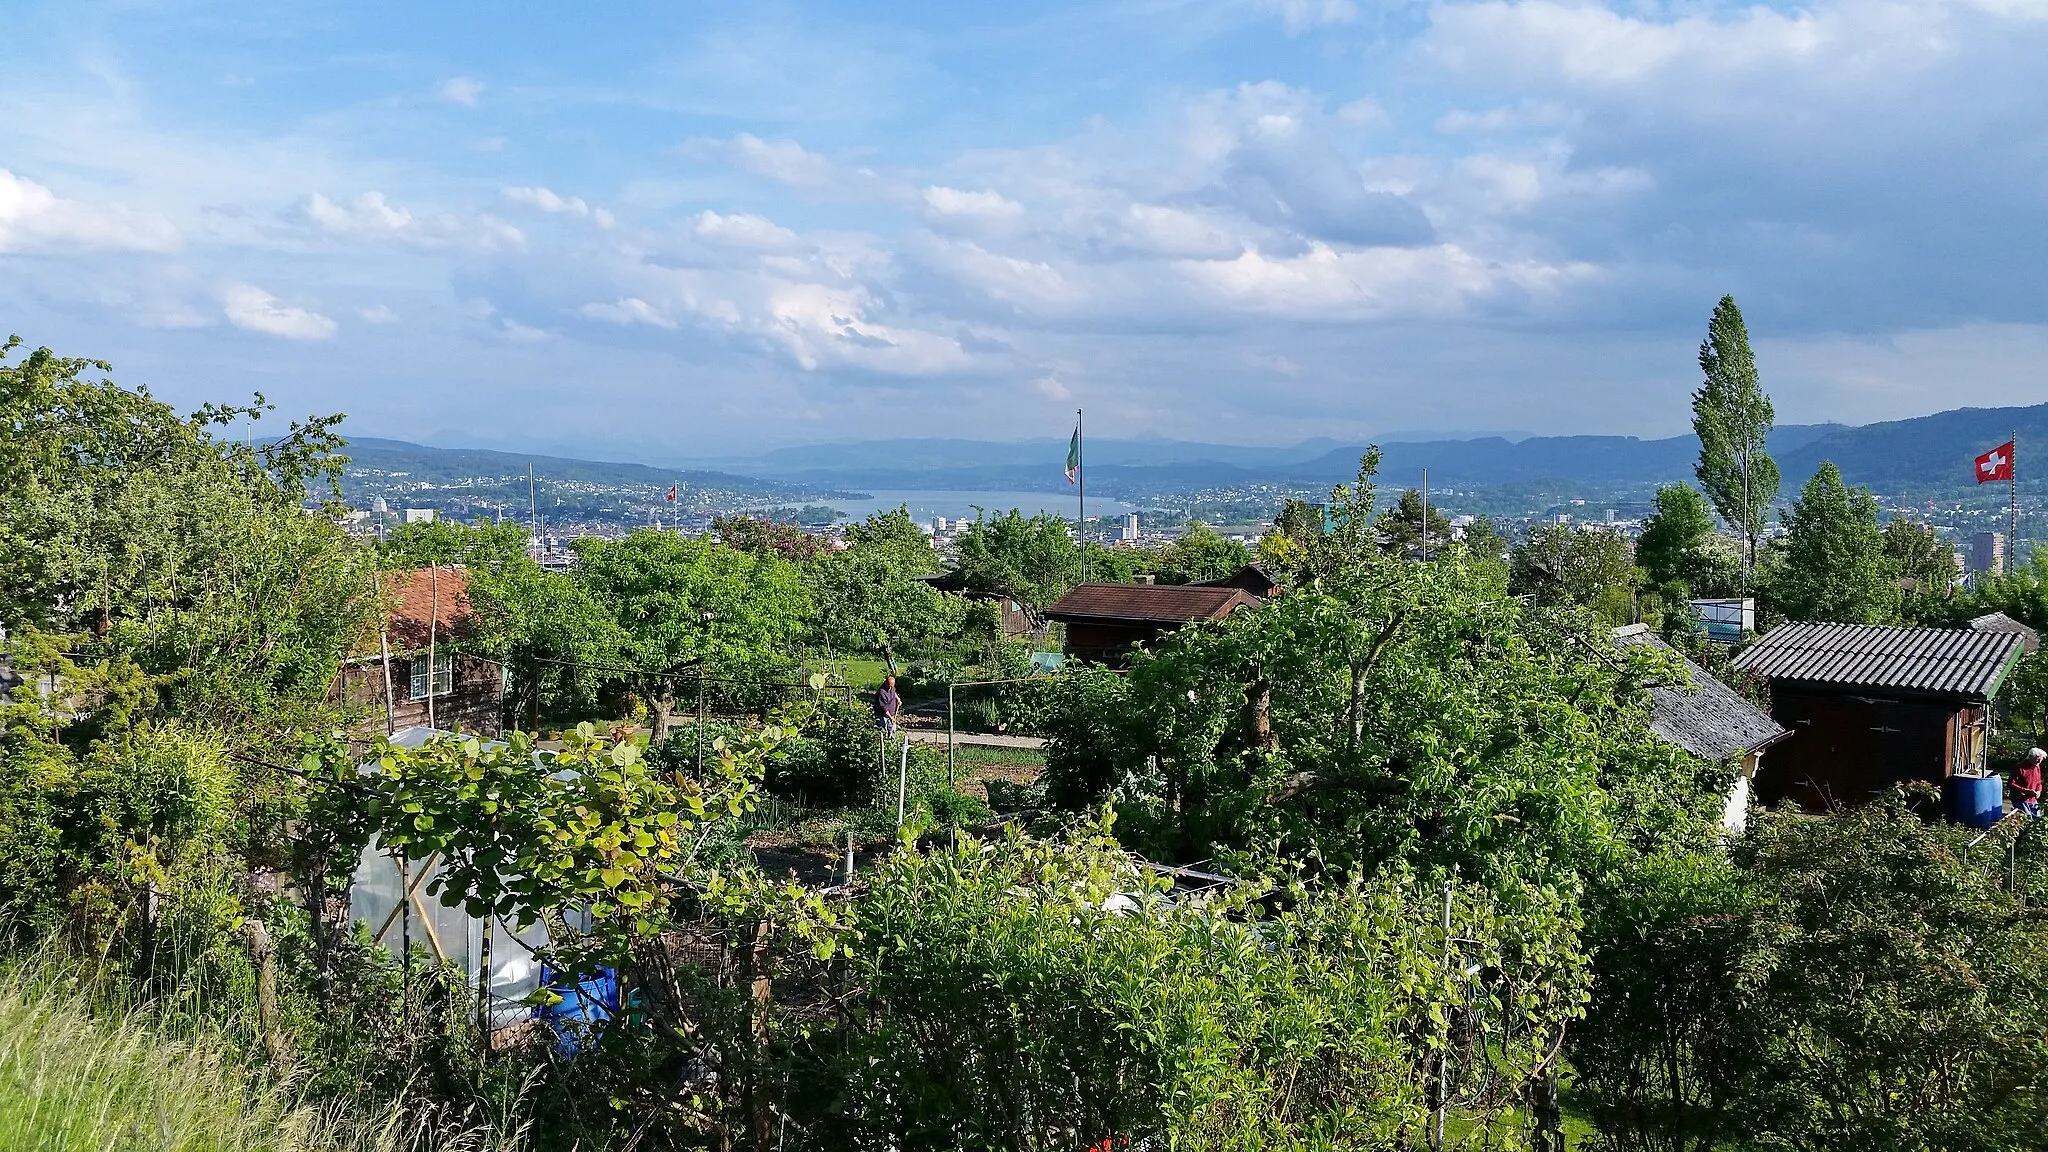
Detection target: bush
<box><xmin>1574</xmin><ymin>798</ymin><xmax>2048</xmax><ymax>1152</ymax></box>
<box><xmin>1037</xmin><ymin>665</ymin><xmax>1144</xmax><ymax>808</ymax></box>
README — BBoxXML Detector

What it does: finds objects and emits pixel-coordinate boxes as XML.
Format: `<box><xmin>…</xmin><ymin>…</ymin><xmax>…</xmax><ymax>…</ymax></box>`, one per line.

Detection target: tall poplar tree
<box><xmin>1692</xmin><ymin>296</ymin><xmax>1779</xmax><ymax>586</ymax></box>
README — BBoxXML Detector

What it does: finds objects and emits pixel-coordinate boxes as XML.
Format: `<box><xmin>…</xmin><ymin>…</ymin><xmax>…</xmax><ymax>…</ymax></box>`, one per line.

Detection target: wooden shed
<box><xmin>1044</xmin><ymin>582</ymin><xmax>1255</xmax><ymax>666</ymax></box>
<box><xmin>1730</xmin><ymin>621</ymin><xmax>2026</xmax><ymax>812</ymax></box>
<box><xmin>1614</xmin><ymin>625</ymin><xmax>1790</xmax><ymax>832</ymax></box>
<box><xmin>331</xmin><ymin>566</ymin><xmax>505</xmax><ymax>737</ymax></box>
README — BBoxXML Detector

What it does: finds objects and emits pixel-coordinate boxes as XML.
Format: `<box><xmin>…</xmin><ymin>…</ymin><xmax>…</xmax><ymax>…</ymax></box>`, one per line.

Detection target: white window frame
<box><xmin>410</xmin><ymin>652</ymin><xmax>453</xmax><ymax>700</ymax></box>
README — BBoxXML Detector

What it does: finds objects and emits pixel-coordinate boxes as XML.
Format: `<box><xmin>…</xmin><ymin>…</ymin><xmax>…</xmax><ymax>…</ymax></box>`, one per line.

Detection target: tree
<box><xmin>1692</xmin><ymin>296</ymin><xmax>1779</xmax><ymax>585</ymax></box>
<box><xmin>1883</xmin><ymin>517</ymin><xmax>1957</xmax><ymax>600</ymax></box>
<box><xmin>1511</xmin><ymin>524</ymin><xmax>1645</xmax><ymax>627</ymax></box>
<box><xmin>1376</xmin><ymin>488</ymin><xmax>1452</xmax><ymax>557</ymax></box>
<box><xmin>1775</xmin><ymin>463</ymin><xmax>1898</xmax><ymax>624</ymax></box>
<box><xmin>713</xmin><ymin>515</ymin><xmax>826</xmax><ymax>562</ymax></box>
<box><xmin>950</xmin><ymin>510</ymin><xmax>1081</xmax><ymax>608</ymax></box>
<box><xmin>574</xmin><ymin>531</ymin><xmax>810</xmax><ymax>739</ymax></box>
<box><xmin>1152</xmin><ymin>522</ymin><xmax>1252</xmax><ymax>585</ymax></box>
<box><xmin>1636</xmin><ymin>485</ymin><xmax>1720</xmax><ymax>594</ymax></box>
<box><xmin>843</xmin><ymin>505</ymin><xmax>942</xmax><ymax>573</ymax></box>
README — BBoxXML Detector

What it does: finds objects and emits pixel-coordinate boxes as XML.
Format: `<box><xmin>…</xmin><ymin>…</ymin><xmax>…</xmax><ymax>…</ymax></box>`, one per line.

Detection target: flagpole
<box><xmin>1077</xmin><ymin>407</ymin><xmax>1086</xmax><ymax>584</ymax></box>
<box><xmin>2012</xmin><ymin>427</ymin><xmax>2018</xmax><ymax>570</ymax></box>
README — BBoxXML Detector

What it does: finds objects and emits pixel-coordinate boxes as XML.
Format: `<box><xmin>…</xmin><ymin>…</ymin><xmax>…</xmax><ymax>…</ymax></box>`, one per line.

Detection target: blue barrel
<box><xmin>1946</xmin><ymin>773</ymin><xmax>2004</xmax><ymax>830</ymax></box>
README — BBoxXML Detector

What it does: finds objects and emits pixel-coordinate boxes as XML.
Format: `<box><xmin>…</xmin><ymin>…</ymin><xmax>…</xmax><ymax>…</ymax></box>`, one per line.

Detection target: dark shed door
<box><xmin>1762</xmin><ymin>689</ymin><xmax>1956</xmax><ymax>812</ymax></box>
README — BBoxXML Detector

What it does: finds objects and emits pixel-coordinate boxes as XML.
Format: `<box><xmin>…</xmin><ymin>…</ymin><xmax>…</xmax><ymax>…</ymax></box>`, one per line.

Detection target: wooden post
<box><xmin>427</xmin><ymin>566</ymin><xmax>440</xmax><ymax>731</ymax></box>
<box><xmin>242</xmin><ymin>919</ymin><xmax>289</xmax><ymax>1070</ymax></box>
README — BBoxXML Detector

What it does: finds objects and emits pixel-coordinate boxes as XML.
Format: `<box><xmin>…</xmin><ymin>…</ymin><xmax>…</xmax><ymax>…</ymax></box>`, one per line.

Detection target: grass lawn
<box><xmin>833</xmin><ymin>657</ymin><xmax>891</xmax><ymax>688</ymax></box>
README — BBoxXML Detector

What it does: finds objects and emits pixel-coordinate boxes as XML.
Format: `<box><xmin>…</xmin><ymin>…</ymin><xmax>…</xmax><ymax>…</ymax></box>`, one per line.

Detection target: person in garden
<box><xmin>875</xmin><ymin>675</ymin><xmax>901</xmax><ymax>739</ymax></box>
<box><xmin>2010</xmin><ymin>747</ymin><xmax>2044</xmax><ymax>818</ymax></box>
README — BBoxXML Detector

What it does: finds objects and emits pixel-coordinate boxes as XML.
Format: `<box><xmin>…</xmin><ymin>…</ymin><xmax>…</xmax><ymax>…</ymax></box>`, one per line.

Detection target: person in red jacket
<box><xmin>2010</xmin><ymin>747</ymin><xmax>2044</xmax><ymax>818</ymax></box>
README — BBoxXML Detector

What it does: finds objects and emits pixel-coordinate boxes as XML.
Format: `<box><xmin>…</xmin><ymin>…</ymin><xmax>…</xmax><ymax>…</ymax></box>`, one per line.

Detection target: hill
<box><xmin>1778</xmin><ymin>403</ymin><xmax>2048</xmax><ymax>495</ymax></box>
<box><xmin>340</xmin><ymin>437</ymin><xmax>856</xmax><ymax>500</ymax></box>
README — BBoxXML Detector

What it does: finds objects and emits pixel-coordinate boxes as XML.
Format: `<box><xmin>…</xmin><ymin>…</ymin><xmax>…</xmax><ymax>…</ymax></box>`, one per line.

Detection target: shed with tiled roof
<box><xmin>1729</xmin><ymin>621</ymin><xmax>2024</xmax><ymax>813</ymax></box>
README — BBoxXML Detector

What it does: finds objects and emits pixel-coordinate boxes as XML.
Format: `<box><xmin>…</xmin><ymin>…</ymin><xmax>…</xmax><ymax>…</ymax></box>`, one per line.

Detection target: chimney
<box><xmin>1135</xmin><ymin>574</ymin><xmax>1155</xmax><ymax>585</ymax></box>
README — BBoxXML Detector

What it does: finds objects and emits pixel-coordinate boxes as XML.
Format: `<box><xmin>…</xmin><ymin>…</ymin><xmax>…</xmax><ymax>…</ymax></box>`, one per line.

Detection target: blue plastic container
<box><xmin>537</xmin><ymin>967</ymin><xmax>620</xmax><ymax>1056</ymax></box>
<box><xmin>1946</xmin><ymin>773</ymin><xmax>2004</xmax><ymax>830</ymax></box>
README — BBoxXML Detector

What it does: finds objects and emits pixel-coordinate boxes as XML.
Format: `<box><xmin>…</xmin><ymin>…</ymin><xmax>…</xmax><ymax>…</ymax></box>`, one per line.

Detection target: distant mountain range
<box><xmin>341</xmin><ymin>400</ymin><xmax>2048</xmax><ymax>508</ymax></box>
<box><xmin>338</xmin><ymin>438</ymin><xmax>860</xmax><ymax>500</ymax></box>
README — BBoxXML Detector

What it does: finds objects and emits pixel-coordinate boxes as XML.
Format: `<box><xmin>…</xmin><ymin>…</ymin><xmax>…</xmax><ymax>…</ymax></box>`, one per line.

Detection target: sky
<box><xmin>3</xmin><ymin>0</ymin><xmax>2047</xmax><ymax>459</ymax></box>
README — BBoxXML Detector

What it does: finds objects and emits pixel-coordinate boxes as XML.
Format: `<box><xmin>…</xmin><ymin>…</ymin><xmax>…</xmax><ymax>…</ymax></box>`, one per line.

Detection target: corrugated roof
<box><xmin>1614</xmin><ymin>625</ymin><xmax>1789</xmax><ymax>762</ymax></box>
<box><xmin>1044</xmin><ymin>582</ymin><xmax>1254</xmax><ymax>624</ymax></box>
<box><xmin>1729</xmin><ymin>620</ymin><xmax>2024</xmax><ymax>699</ymax></box>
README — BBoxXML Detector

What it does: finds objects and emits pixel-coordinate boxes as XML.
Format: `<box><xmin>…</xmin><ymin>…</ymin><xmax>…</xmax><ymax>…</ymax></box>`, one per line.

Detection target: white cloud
<box><xmin>728</xmin><ymin>133</ymin><xmax>842</xmax><ymax>189</ymax></box>
<box><xmin>502</xmin><ymin>186</ymin><xmax>612</xmax><ymax>226</ymax></box>
<box><xmin>693</xmin><ymin>210</ymin><xmax>800</xmax><ymax>250</ymax></box>
<box><xmin>1032</xmin><ymin>375</ymin><xmax>1072</xmax><ymax>399</ymax></box>
<box><xmin>0</xmin><ymin>169</ymin><xmax>179</xmax><ymax>253</ymax></box>
<box><xmin>439</xmin><ymin>77</ymin><xmax>485</xmax><ymax>106</ymax></box>
<box><xmin>581</xmin><ymin>297</ymin><xmax>677</xmax><ymax>329</ymax></box>
<box><xmin>499</xmin><ymin>319</ymin><xmax>549</xmax><ymax>342</ymax></box>
<box><xmin>222</xmin><ymin>283</ymin><xmax>337</xmax><ymax>340</ymax></box>
<box><xmin>922</xmin><ymin>186</ymin><xmax>1024</xmax><ymax>219</ymax></box>
<box><xmin>302</xmin><ymin>191</ymin><xmax>412</xmax><ymax>236</ymax></box>
<box><xmin>1176</xmin><ymin>242</ymin><xmax>1589</xmax><ymax>322</ymax></box>
<box><xmin>357</xmin><ymin>304</ymin><xmax>398</xmax><ymax>324</ymax></box>
<box><xmin>1257</xmin><ymin>0</ymin><xmax>1357</xmax><ymax>34</ymax></box>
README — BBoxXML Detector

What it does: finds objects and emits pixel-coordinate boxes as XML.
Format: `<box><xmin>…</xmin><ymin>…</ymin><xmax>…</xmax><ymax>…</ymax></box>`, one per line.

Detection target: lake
<box><xmin>807</xmin><ymin>489</ymin><xmax>1139</xmax><ymax>525</ymax></box>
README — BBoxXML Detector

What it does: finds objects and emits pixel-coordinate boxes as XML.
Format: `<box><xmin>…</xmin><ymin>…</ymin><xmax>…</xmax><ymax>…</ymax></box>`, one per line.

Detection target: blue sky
<box><xmin>4</xmin><ymin>0</ymin><xmax>2047</xmax><ymax>458</ymax></box>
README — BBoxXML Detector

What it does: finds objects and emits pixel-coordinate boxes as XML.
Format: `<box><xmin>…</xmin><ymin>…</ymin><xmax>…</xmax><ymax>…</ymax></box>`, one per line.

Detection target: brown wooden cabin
<box><xmin>331</xmin><ymin>566</ymin><xmax>505</xmax><ymax>736</ymax></box>
<box><xmin>1729</xmin><ymin>621</ymin><xmax>2025</xmax><ymax>812</ymax></box>
<box><xmin>912</xmin><ymin>572</ymin><xmax>1036</xmax><ymax>636</ymax></box>
<box><xmin>1044</xmin><ymin>582</ymin><xmax>1256</xmax><ymax>667</ymax></box>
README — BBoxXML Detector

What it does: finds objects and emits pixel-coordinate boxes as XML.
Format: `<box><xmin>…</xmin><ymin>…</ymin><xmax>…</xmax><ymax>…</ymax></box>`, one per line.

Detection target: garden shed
<box><xmin>1730</xmin><ymin>621</ymin><xmax>2026</xmax><ymax>812</ymax></box>
<box><xmin>1613</xmin><ymin>625</ymin><xmax>1789</xmax><ymax>832</ymax></box>
<box><xmin>1044</xmin><ymin>582</ymin><xmax>1255</xmax><ymax>666</ymax></box>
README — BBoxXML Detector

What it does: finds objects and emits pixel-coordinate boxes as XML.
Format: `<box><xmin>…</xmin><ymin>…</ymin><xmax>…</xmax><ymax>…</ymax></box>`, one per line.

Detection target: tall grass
<box><xmin>0</xmin><ymin>960</ymin><xmax>524</xmax><ymax>1152</ymax></box>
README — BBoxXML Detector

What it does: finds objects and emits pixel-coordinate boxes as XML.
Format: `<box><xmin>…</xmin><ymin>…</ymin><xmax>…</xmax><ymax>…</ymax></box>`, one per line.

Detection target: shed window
<box><xmin>410</xmin><ymin>653</ymin><xmax>452</xmax><ymax>700</ymax></box>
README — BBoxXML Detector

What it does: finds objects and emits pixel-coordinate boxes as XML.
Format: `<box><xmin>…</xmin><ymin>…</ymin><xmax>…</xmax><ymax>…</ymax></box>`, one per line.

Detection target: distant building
<box><xmin>1971</xmin><ymin>531</ymin><xmax>2005</xmax><ymax>576</ymax></box>
<box><xmin>1045</xmin><ymin>582</ymin><xmax>1256</xmax><ymax>666</ymax></box>
<box><xmin>1122</xmin><ymin>513</ymin><xmax>1140</xmax><ymax>542</ymax></box>
<box><xmin>1730</xmin><ymin>621</ymin><xmax>2025</xmax><ymax>812</ymax></box>
<box><xmin>403</xmin><ymin>507</ymin><xmax>437</xmax><ymax>525</ymax></box>
<box><xmin>331</xmin><ymin>566</ymin><xmax>505</xmax><ymax>736</ymax></box>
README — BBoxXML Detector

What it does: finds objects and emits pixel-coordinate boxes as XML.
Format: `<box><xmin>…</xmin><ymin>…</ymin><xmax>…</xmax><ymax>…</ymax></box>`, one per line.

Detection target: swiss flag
<box><xmin>1976</xmin><ymin>440</ymin><xmax>2014</xmax><ymax>484</ymax></box>
<box><xmin>665</xmin><ymin>484</ymin><xmax>678</xmax><ymax>502</ymax></box>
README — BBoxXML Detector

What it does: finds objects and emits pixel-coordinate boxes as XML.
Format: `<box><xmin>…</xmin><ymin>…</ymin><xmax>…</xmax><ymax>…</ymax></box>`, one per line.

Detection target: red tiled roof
<box><xmin>1043</xmin><ymin>582</ymin><xmax>1254</xmax><ymax>624</ymax></box>
<box><xmin>380</xmin><ymin>566</ymin><xmax>474</xmax><ymax>652</ymax></box>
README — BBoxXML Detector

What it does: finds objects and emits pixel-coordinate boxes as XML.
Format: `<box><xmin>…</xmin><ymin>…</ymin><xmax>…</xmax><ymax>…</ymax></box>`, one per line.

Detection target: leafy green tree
<box><xmin>1511</xmin><ymin>524</ymin><xmax>1645</xmax><ymax>627</ymax></box>
<box><xmin>713</xmin><ymin>515</ymin><xmax>825</xmax><ymax>562</ymax></box>
<box><xmin>575</xmin><ymin>531</ymin><xmax>809</xmax><ymax>738</ymax></box>
<box><xmin>1375</xmin><ymin>488</ymin><xmax>1452</xmax><ymax>556</ymax></box>
<box><xmin>1151</xmin><ymin>522</ymin><xmax>1252</xmax><ymax>585</ymax></box>
<box><xmin>950</xmin><ymin>510</ymin><xmax>1080</xmax><ymax>608</ymax></box>
<box><xmin>842</xmin><ymin>506</ymin><xmax>941</xmax><ymax>572</ymax></box>
<box><xmin>1692</xmin><ymin>296</ymin><xmax>1779</xmax><ymax>584</ymax></box>
<box><xmin>808</xmin><ymin>549</ymin><xmax>966</xmax><ymax>664</ymax></box>
<box><xmin>0</xmin><ymin>336</ymin><xmax>376</xmax><ymax>730</ymax></box>
<box><xmin>378</xmin><ymin>519</ymin><xmax>530</xmax><ymax>570</ymax></box>
<box><xmin>1883</xmin><ymin>517</ymin><xmax>1957</xmax><ymax>601</ymax></box>
<box><xmin>1775</xmin><ymin>462</ymin><xmax>1898</xmax><ymax>624</ymax></box>
<box><xmin>1636</xmin><ymin>485</ymin><xmax>1720</xmax><ymax>594</ymax></box>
